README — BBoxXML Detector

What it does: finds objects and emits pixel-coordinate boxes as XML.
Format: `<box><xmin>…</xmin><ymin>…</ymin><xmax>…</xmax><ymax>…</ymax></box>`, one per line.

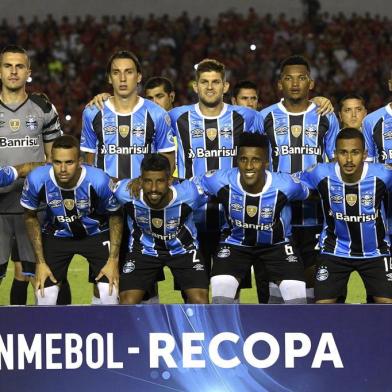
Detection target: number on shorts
<box><xmin>384</xmin><ymin>257</ymin><xmax>392</xmax><ymax>272</ymax></box>
<box><xmin>284</xmin><ymin>244</ymin><xmax>294</xmax><ymax>256</ymax></box>
<box><xmin>314</xmin><ymin>233</ymin><xmax>320</xmax><ymax>251</ymax></box>
<box><xmin>190</xmin><ymin>249</ymin><xmax>200</xmax><ymax>263</ymax></box>
<box><xmin>102</xmin><ymin>240</ymin><xmax>110</xmax><ymax>250</ymax></box>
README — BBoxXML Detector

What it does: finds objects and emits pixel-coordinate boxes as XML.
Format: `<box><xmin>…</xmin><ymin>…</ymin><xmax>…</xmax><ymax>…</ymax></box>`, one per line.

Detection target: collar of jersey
<box><xmin>194</xmin><ymin>103</ymin><xmax>227</xmax><ymax>119</ymax></box>
<box><xmin>105</xmin><ymin>96</ymin><xmax>144</xmax><ymax>116</ymax></box>
<box><xmin>139</xmin><ymin>185</ymin><xmax>177</xmax><ymax>210</ymax></box>
<box><xmin>49</xmin><ymin>166</ymin><xmax>87</xmax><ymax>190</ymax></box>
<box><xmin>277</xmin><ymin>99</ymin><xmax>316</xmax><ymax>115</ymax></box>
<box><xmin>334</xmin><ymin>161</ymin><xmax>368</xmax><ymax>184</ymax></box>
<box><xmin>236</xmin><ymin>170</ymin><xmax>272</xmax><ymax>196</ymax></box>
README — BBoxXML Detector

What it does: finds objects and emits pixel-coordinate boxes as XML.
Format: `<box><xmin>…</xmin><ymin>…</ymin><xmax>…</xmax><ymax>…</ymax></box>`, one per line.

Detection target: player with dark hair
<box><xmin>300</xmin><ymin>128</ymin><xmax>392</xmax><ymax>303</ymax></box>
<box><xmin>170</xmin><ymin>58</ymin><xmax>262</xmax><ymax>301</ymax></box>
<box><xmin>81</xmin><ymin>50</ymin><xmax>176</xmax><ymax>304</ymax></box>
<box><xmin>144</xmin><ymin>76</ymin><xmax>175</xmax><ymax>111</ymax></box>
<box><xmin>114</xmin><ymin>154</ymin><xmax>209</xmax><ymax>304</ymax></box>
<box><xmin>21</xmin><ymin>135</ymin><xmax>122</xmax><ymax>305</ymax></box>
<box><xmin>198</xmin><ymin>132</ymin><xmax>308</xmax><ymax>303</ymax></box>
<box><xmin>231</xmin><ymin>80</ymin><xmax>260</xmax><ymax>110</ymax></box>
<box><xmin>258</xmin><ymin>54</ymin><xmax>340</xmax><ymax>303</ymax></box>
<box><xmin>338</xmin><ymin>94</ymin><xmax>367</xmax><ymax>129</ymax></box>
<box><xmin>0</xmin><ymin>45</ymin><xmax>68</xmax><ymax>305</ymax></box>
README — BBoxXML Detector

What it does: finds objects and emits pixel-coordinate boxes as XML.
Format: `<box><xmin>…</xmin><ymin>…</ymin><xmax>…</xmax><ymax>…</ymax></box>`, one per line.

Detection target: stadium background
<box><xmin>0</xmin><ymin>0</ymin><xmax>386</xmax><ymax>304</ymax></box>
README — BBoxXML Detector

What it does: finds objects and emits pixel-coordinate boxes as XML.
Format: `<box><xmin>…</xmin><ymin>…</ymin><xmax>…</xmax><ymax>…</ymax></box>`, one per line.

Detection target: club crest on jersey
<box><xmin>305</xmin><ymin>125</ymin><xmax>317</xmax><ymax>138</ymax></box>
<box><xmin>246</xmin><ymin>205</ymin><xmax>258</xmax><ymax>218</ymax></box>
<box><xmin>152</xmin><ymin>218</ymin><xmax>163</xmax><ymax>229</ymax></box>
<box><xmin>260</xmin><ymin>207</ymin><xmax>273</xmax><ymax>218</ymax></box>
<box><xmin>63</xmin><ymin>199</ymin><xmax>75</xmax><ymax>210</ymax></box>
<box><xmin>290</xmin><ymin>125</ymin><xmax>302</xmax><ymax>138</ymax></box>
<box><xmin>166</xmin><ymin>218</ymin><xmax>179</xmax><ymax>229</ymax></box>
<box><xmin>206</xmin><ymin>128</ymin><xmax>218</xmax><ymax>141</ymax></box>
<box><xmin>219</xmin><ymin>127</ymin><xmax>232</xmax><ymax>138</ymax></box>
<box><xmin>9</xmin><ymin>119</ymin><xmax>20</xmax><ymax>132</ymax></box>
<box><xmin>345</xmin><ymin>194</ymin><xmax>357</xmax><ymax>207</ymax></box>
<box><xmin>132</xmin><ymin>124</ymin><xmax>145</xmax><ymax>137</ymax></box>
<box><xmin>361</xmin><ymin>194</ymin><xmax>374</xmax><ymax>206</ymax></box>
<box><xmin>119</xmin><ymin>125</ymin><xmax>130</xmax><ymax>138</ymax></box>
<box><xmin>26</xmin><ymin>114</ymin><xmax>38</xmax><ymax>130</ymax></box>
<box><xmin>384</xmin><ymin>130</ymin><xmax>392</xmax><ymax>141</ymax></box>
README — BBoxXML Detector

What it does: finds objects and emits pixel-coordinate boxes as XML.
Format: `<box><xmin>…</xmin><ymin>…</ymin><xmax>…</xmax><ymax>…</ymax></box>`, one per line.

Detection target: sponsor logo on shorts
<box><xmin>123</xmin><ymin>261</ymin><xmax>135</xmax><ymax>274</ymax></box>
<box><xmin>217</xmin><ymin>247</ymin><xmax>230</xmax><ymax>258</ymax></box>
<box><xmin>286</xmin><ymin>255</ymin><xmax>298</xmax><ymax>262</ymax></box>
<box><xmin>316</xmin><ymin>266</ymin><xmax>329</xmax><ymax>281</ymax></box>
<box><xmin>193</xmin><ymin>263</ymin><xmax>204</xmax><ymax>271</ymax></box>
<box><xmin>386</xmin><ymin>272</ymin><xmax>392</xmax><ymax>282</ymax></box>
<box><xmin>48</xmin><ymin>199</ymin><xmax>63</xmax><ymax>208</ymax></box>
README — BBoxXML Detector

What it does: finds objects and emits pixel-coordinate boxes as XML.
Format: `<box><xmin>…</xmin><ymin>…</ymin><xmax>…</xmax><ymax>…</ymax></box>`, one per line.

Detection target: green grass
<box><xmin>0</xmin><ymin>255</ymin><xmax>366</xmax><ymax>305</ymax></box>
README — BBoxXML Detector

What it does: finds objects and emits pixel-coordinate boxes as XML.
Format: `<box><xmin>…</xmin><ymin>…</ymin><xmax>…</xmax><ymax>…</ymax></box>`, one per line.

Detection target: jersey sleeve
<box><xmin>297</xmin><ymin>164</ymin><xmax>320</xmax><ymax>190</ymax></box>
<box><xmin>198</xmin><ymin>169</ymin><xmax>227</xmax><ymax>197</ymax></box>
<box><xmin>324</xmin><ymin>113</ymin><xmax>340</xmax><ymax>160</ymax></box>
<box><xmin>362</xmin><ymin>115</ymin><xmax>376</xmax><ymax>161</ymax></box>
<box><xmin>80</xmin><ymin>108</ymin><xmax>98</xmax><ymax>153</ymax></box>
<box><xmin>154</xmin><ymin>111</ymin><xmax>176</xmax><ymax>153</ymax></box>
<box><xmin>20</xmin><ymin>171</ymin><xmax>41</xmax><ymax>210</ymax></box>
<box><xmin>251</xmin><ymin>111</ymin><xmax>265</xmax><ymax>134</ymax></box>
<box><xmin>39</xmin><ymin>99</ymin><xmax>62</xmax><ymax>142</ymax></box>
<box><xmin>94</xmin><ymin>172</ymin><xmax>121</xmax><ymax>212</ymax></box>
<box><xmin>185</xmin><ymin>180</ymin><xmax>208</xmax><ymax>209</ymax></box>
<box><xmin>0</xmin><ymin>166</ymin><xmax>17</xmax><ymax>187</ymax></box>
<box><xmin>283</xmin><ymin>173</ymin><xmax>309</xmax><ymax>201</ymax></box>
<box><xmin>113</xmin><ymin>179</ymin><xmax>131</xmax><ymax>206</ymax></box>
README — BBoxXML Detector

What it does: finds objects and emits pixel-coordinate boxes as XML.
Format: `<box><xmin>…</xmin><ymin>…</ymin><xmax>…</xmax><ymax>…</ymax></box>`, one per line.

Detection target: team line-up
<box><xmin>1</xmin><ymin>44</ymin><xmax>391</xmax><ymax>305</ymax></box>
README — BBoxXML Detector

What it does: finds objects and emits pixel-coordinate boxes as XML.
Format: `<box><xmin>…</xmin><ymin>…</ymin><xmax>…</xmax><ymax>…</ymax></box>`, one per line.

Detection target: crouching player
<box><xmin>21</xmin><ymin>135</ymin><xmax>122</xmax><ymax>305</ymax></box>
<box><xmin>300</xmin><ymin>128</ymin><xmax>392</xmax><ymax>303</ymax></box>
<box><xmin>199</xmin><ymin>133</ymin><xmax>309</xmax><ymax>304</ymax></box>
<box><xmin>114</xmin><ymin>154</ymin><xmax>209</xmax><ymax>304</ymax></box>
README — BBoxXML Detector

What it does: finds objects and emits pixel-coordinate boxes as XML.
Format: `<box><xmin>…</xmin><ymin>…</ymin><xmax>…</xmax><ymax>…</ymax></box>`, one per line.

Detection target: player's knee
<box><xmin>119</xmin><ymin>290</ymin><xmax>145</xmax><ymax>304</ymax></box>
<box><xmin>36</xmin><ymin>285</ymin><xmax>59</xmax><ymax>305</ymax></box>
<box><xmin>279</xmin><ymin>280</ymin><xmax>307</xmax><ymax>304</ymax></box>
<box><xmin>186</xmin><ymin>289</ymin><xmax>209</xmax><ymax>304</ymax></box>
<box><xmin>97</xmin><ymin>282</ymin><xmax>118</xmax><ymax>305</ymax></box>
<box><xmin>373</xmin><ymin>296</ymin><xmax>392</xmax><ymax>304</ymax></box>
<box><xmin>211</xmin><ymin>275</ymin><xmax>239</xmax><ymax>304</ymax></box>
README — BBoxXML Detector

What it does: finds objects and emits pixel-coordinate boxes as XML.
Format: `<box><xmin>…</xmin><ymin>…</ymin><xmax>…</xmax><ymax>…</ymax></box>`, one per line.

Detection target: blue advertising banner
<box><xmin>0</xmin><ymin>305</ymin><xmax>388</xmax><ymax>391</ymax></box>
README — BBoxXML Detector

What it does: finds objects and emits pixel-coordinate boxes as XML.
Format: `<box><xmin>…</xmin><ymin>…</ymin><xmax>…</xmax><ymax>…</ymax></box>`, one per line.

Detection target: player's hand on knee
<box><xmin>126</xmin><ymin>177</ymin><xmax>142</xmax><ymax>198</ymax></box>
<box><xmin>95</xmin><ymin>258</ymin><xmax>119</xmax><ymax>295</ymax></box>
<box><xmin>86</xmin><ymin>92</ymin><xmax>111</xmax><ymax>110</ymax></box>
<box><xmin>35</xmin><ymin>263</ymin><xmax>57</xmax><ymax>297</ymax></box>
<box><xmin>311</xmin><ymin>96</ymin><xmax>334</xmax><ymax>115</ymax></box>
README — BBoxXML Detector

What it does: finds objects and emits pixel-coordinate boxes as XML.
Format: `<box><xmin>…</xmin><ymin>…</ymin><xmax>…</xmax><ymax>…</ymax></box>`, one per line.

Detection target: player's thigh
<box><xmin>261</xmin><ymin>242</ymin><xmax>305</xmax><ymax>283</ymax></box>
<box><xmin>42</xmin><ymin>235</ymin><xmax>74</xmax><ymax>286</ymax></box>
<box><xmin>197</xmin><ymin>230</ymin><xmax>220</xmax><ymax>275</ymax></box>
<box><xmin>119</xmin><ymin>252</ymin><xmax>164</xmax><ymax>293</ymax></box>
<box><xmin>212</xmin><ymin>244</ymin><xmax>253</xmax><ymax>281</ymax></box>
<box><xmin>13</xmin><ymin>214</ymin><xmax>36</xmax><ymax>263</ymax></box>
<box><xmin>78</xmin><ymin>232</ymin><xmax>111</xmax><ymax>282</ymax></box>
<box><xmin>291</xmin><ymin>226</ymin><xmax>321</xmax><ymax>269</ymax></box>
<box><xmin>0</xmin><ymin>215</ymin><xmax>13</xmax><ymax>265</ymax></box>
<box><xmin>314</xmin><ymin>254</ymin><xmax>353</xmax><ymax>301</ymax></box>
<box><xmin>167</xmin><ymin>250</ymin><xmax>209</xmax><ymax>291</ymax></box>
<box><xmin>357</xmin><ymin>256</ymin><xmax>392</xmax><ymax>299</ymax></box>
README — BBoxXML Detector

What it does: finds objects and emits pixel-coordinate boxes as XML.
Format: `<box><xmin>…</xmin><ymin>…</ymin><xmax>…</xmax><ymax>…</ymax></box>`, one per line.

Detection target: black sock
<box><xmin>10</xmin><ymin>279</ymin><xmax>29</xmax><ymax>305</ymax></box>
<box><xmin>56</xmin><ymin>279</ymin><xmax>72</xmax><ymax>305</ymax></box>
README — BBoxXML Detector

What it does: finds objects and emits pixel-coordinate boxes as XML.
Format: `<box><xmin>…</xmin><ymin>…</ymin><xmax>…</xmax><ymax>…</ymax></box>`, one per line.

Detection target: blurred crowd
<box><xmin>0</xmin><ymin>9</ymin><xmax>391</xmax><ymax>135</ymax></box>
